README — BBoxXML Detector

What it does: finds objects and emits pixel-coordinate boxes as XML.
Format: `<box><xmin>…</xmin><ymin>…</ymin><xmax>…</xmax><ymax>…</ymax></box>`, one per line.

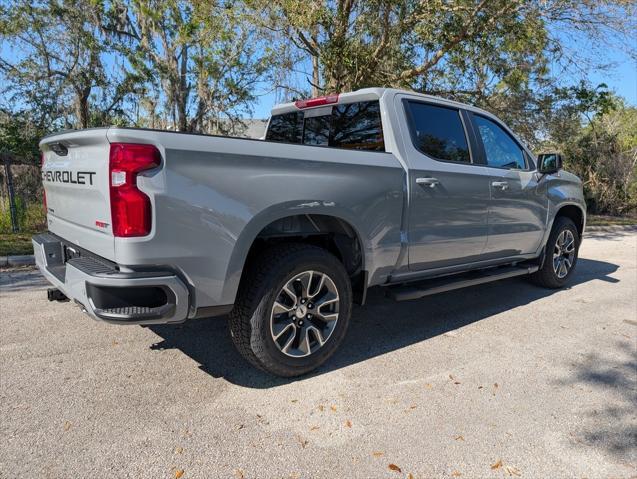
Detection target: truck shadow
<box><xmin>148</xmin><ymin>257</ymin><xmax>620</xmax><ymax>388</ymax></box>
<box><xmin>551</xmin><ymin>340</ymin><xmax>636</xmax><ymax>463</ymax></box>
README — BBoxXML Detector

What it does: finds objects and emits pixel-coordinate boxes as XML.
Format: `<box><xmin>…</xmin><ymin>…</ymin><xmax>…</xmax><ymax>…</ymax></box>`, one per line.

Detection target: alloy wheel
<box><xmin>270</xmin><ymin>270</ymin><xmax>340</xmax><ymax>358</ymax></box>
<box><xmin>553</xmin><ymin>229</ymin><xmax>576</xmax><ymax>279</ymax></box>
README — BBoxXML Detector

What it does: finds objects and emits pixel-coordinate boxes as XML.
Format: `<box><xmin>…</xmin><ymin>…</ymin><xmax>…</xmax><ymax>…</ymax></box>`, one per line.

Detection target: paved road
<box><xmin>1</xmin><ymin>229</ymin><xmax>636</xmax><ymax>479</ymax></box>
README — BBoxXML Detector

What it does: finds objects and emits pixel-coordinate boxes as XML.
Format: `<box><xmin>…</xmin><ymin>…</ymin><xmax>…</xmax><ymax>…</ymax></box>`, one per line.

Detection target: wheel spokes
<box><xmin>272</xmin><ymin>321</ymin><xmax>295</xmax><ymax>342</ymax></box>
<box><xmin>309</xmin><ymin>274</ymin><xmax>327</xmax><ymax>299</ymax></box>
<box><xmin>269</xmin><ymin>269</ymin><xmax>340</xmax><ymax>358</ymax></box>
<box><xmin>272</xmin><ymin>301</ymin><xmax>292</xmax><ymax>315</ymax></box>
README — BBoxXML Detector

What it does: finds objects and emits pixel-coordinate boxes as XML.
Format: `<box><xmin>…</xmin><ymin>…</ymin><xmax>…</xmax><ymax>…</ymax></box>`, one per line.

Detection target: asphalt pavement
<box><xmin>1</xmin><ymin>228</ymin><xmax>635</xmax><ymax>478</ymax></box>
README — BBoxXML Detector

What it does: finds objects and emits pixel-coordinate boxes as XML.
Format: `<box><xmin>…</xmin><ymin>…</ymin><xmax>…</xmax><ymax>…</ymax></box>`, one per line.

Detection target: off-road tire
<box><xmin>531</xmin><ymin>216</ymin><xmax>580</xmax><ymax>288</ymax></box>
<box><xmin>229</xmin><ymin>244</ymin><xmax>352</xmax><ymax>377</ymax></box>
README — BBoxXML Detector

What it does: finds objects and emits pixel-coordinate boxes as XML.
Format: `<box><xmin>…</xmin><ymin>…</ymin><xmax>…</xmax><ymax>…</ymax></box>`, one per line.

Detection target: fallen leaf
<box><xmin>491</xmin><ymin>459</ymin><xmax>503</xmax><ymax>470</ymax></box>
<box><xmin>452</xmin><ymin>471</ymin><xmax>462</xmax><ymax>477</ymax></box>
<box><xmin>112</xmin><ymin>340</ymin><xmax>119</xmax><ymax>346</ymax></box>
<box><xmin>388</xmin><ymin>464</ymin><xmax>402</xmax><ymax>473</ymax></box>
<box><xmin>63</xmin><ymin>421</ymin><xmax>71</xmax><ymax>431</ymax></box>
<box><xmin>174</xmin><ymin>446</ymin><xmax>183</xmax><ymax>454</ymax></box>
<box><xmin>454</xmin><ymin>435</ymin><xmax>464</xmax><ymax>441</ymax></box>
<box><xmin>236</xmin><ymin>424</ymin><xmax>245</xmax><ymax>430</ymax></box>
<box><xmin>505</xmin><ymin>465</ymin><xmax>521</xmax><ymax>476</ymax></box>
<box><xmin>296</xmin><ymin>435</ymin><xmax>308</xmax><ymax>449</ymax></box>
<box><xmin>233</xmin><ymin>469</ymin><xmax>245</xmax><ymax>479</ymax></box>
<box><xmin>310</xmin><ymin>425</ymin><xmax>320</xmax><ymax>431</ymax></box>
<box><xmin>407</xmin><ymin>474</ymin><xmax>415</xmax><ymax>479</ymax></box>
<box><xmin>409</xmin><ymin>405</ymin><xmax>417</xmax><ymax>410</ymax></box>
<box><xmin>290</xmin><ymin>399</ymin><xmax>298</xmax><ymax>403</ymax></box>
<box><xmin>318</xmin><ymin>405</ymin><xmax>325</xmax><ymax>412</ymax></box>
<box><xmin>345</xmin><ymin>420</ymin><xmax>352</xmax><ymax>428</ymax></box>
<box><xmin>330</xmin><ymin>405</ymin><xmax>337</xmax><ymax>412</ymax></box>
<box><xmin>372</xmin><ymin>451</ymin><xmax>384</xmax><ymax>458</ymax></box>
<box><xmin>425</xmin><ymin>383</ymin><xmax>433</xmax><ymax>389</ymax></box>
<box><xmin>175</xmin><ymin>470</ymin><xmax>184</xmax><ymax>479</ymax></box>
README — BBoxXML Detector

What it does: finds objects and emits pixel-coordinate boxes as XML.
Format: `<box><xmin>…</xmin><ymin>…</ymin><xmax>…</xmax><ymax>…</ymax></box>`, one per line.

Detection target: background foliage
<box><xmin>0</xmin><ymin>0</ymin><xmax>636</xmax><ymax>217</ymax></box>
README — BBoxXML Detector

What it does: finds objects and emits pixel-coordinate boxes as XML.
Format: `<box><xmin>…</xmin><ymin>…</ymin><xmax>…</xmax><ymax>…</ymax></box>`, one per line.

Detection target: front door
<box><xmin>401</xmin><ymin>100</ymin><xmax>491</xmax><ymax>270</ymax></box>
<box><xmin>470</xmin><ymin>114</ymin><xmax>547</xmax><ymax>257</ymax></box>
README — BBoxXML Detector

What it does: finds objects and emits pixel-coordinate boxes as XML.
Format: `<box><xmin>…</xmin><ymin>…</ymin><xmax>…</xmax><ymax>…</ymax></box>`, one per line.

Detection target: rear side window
<box><xmin>265</xmin><ymin>112</ymin><xmax>302</xmax><ymax>143</ymax></box>
<box><xmin>473</xmin><ymin>115</ymin><xmax>526</xmax><ymax>170</ymax></box>
<box><xmin>265</xmin><ymin>100</ymin><xmax>385</xmax><ymax>151</ymax></box>
<box><xmin>405</xmin><ymin>102</ymin><xmax>470</xmax><ymax>163</ymax></box>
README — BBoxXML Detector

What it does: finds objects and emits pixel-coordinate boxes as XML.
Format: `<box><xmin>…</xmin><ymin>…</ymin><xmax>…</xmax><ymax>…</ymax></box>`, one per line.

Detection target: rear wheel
<box><xmin>229</xmin><ymin>244</ymin><xmax>352</xmax><ymax>377</ymax></box>
<box><xmin>531</xmin><ymin>216</ymin><xmax>580</xmax><ymax>288</ymax></box>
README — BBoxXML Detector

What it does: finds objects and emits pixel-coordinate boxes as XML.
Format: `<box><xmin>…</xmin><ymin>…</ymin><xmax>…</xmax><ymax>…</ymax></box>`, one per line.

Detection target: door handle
<box><xmin>491</xmin><ymin>181</ymin><xmax>509</xmax><ymax>191</ymax></box>
<box><xmin>416</xmin><ymin>177</ymin><xmax>440</xmax><ymax>188</ymax></box>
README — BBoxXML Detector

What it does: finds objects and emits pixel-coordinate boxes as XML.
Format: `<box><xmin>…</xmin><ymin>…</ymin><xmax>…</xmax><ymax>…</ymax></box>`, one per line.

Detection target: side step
<box><xmin>386</xmin><ymin>264</ymin><xmax>539</xmax><ymax>301</ymax></box>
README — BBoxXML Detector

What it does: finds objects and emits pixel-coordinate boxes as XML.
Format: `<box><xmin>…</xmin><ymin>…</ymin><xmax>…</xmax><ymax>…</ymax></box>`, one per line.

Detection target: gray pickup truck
<box><xmin>34</xmin><ymin>87</ymin><xmax>586</xmax><ymax>376</ymax></box>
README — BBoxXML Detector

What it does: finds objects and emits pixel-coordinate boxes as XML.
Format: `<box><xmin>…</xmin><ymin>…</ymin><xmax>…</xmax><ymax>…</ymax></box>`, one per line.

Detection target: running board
<box><xmin>386</xmin><ymin>264</ymin><xmax>539</xmax><ymax>302</ymax></box>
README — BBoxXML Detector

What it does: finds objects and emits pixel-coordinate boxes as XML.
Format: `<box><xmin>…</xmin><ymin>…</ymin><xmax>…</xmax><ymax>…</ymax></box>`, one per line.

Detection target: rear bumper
<box><xmin>32</xmin><ymin>233</ymin><xmax>190</xmax><ymax>325</ymax></box>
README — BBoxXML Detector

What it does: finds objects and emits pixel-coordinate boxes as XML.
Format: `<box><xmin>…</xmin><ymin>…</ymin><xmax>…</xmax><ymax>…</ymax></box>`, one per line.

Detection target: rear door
<box><xmin>399</xmin><ymin>98</ymin><xmax>491</xmax><ymax>270</ymax></box>
<box><xmin>40</xmin><ymin>129</ymin><xmax>115</xmax><ymax>260</ymax></box>
<box><xmin>469</xmin><ymin>113</ymin><xmax>547</xmax><ymax>257</ymax></box>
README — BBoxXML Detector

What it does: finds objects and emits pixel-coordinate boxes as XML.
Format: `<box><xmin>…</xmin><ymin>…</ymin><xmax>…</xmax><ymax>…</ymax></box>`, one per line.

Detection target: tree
<box><xmin>551</xmin><ymin>97</ymin><xmax>637</xmax><ymax>215</ymax></box>
<box><xmin>0</xmin><ymin>0</ymin><xmax>125</xmax><ymax>129</ymax></box>
<box><xmin>246</xmin><ymin>0</ymin><xmax>634</xmax><ymax>118</ymax></box>
<box><xmin>101</xmin><ymin>0</ymin><xmax>273</xmax><ymax>133</ymax></box>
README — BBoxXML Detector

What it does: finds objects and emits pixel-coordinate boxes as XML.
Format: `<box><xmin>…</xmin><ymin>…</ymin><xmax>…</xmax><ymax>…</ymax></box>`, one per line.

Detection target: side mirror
<box><xmin>537</xmin><ymin>153</ymin><xmax>563</xmax><ymax>175</ymax></box>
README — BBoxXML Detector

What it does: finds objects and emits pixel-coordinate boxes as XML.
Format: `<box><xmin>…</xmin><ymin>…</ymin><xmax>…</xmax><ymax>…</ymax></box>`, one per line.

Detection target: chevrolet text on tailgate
<box><xmin>35</xmin><ymin>88</ymin><xmax>586</xmax><ymax>377</ymax></box>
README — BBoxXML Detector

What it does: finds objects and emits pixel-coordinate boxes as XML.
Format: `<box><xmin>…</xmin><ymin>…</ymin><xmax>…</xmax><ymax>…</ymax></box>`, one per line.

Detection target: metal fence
<box><xmin>0</xmin><ymin>160</ymin><xmax>45</xmax><ymax>233</ymax></box>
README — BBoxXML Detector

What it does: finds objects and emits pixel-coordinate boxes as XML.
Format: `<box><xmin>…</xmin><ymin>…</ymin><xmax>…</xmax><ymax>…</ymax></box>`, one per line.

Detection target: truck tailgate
<box><xmin>40</xmin><ymin>128</ymin><xmax>115</xmax><ymax>260</ymax></box>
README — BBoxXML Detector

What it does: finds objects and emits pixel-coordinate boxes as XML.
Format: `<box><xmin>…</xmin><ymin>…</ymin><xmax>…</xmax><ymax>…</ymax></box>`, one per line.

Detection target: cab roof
<box><xmin>270</xmin><ymin>87</ymin><xmax>492</xmax><ymax>117</ymax></box>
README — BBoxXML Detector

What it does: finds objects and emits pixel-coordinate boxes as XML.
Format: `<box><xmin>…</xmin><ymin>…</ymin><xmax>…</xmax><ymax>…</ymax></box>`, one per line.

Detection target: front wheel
<box><xmin>531</xmin><ymin>216</ymin><xmax>580</xmax><ymax>288</ymax></box>
<box><xmin>229</xmin><ymin>244</ymin><xmax>352</xmax><ymax>377</ymax></box>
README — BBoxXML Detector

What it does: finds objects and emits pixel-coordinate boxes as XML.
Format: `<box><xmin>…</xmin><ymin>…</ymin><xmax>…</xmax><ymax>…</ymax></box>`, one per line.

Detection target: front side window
<box><xmin>474</xmin><ymin>115</ymin><xmax>526</xmax><ymax>170</ymax></box>
<box><xmin>406</xmin><ymin>102</ymin><xmax>470</xmax><ymax>163</ymax></box>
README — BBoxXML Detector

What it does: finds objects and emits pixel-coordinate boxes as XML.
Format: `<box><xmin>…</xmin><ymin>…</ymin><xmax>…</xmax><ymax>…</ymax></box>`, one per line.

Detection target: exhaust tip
<box><xmin>47</xmin><ymin>288</ymin><xmax>69</xmax><ymax>302</ymax></box>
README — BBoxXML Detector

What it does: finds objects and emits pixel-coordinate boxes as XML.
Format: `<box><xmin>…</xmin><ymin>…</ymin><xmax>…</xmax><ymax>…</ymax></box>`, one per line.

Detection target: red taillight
<box><xmin>294</xmin><ymin>93</ymin><xmax>339</xmax><ymax>109</ymax></box>
<box><xmin>109</xmin><ymin>143</ymin><xmax>160</xmax><ymax>237</ymax></box>
<box><xmin>41</xmin><ymin>152</ymin><xmax>47</xmax><ymax>213</ymax></box>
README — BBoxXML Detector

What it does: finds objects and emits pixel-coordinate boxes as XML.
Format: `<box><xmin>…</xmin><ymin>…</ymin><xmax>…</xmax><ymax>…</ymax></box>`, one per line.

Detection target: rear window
<box><xmin>265</xmin><ymin>100</ymin><xmax>384</xmax><ymax>151</ymax></box>
<box><xmin>405</xmin><ymin>101</ymin><xmax>470</xmax><ymax>163</ymax></box>
<box><xmin>303</xmin><ymin>114</ymin><xmax>331</xmax><ymax>146</ymax></box>
<box><xmin>265</xmin><ymin>112</ymin><xmax>302</xmax><ymax>143</ymax></box>
<box><xmin>331</xmin><ymin>101</ymin><xmax>384</xmax><ymax>150</ymax></box>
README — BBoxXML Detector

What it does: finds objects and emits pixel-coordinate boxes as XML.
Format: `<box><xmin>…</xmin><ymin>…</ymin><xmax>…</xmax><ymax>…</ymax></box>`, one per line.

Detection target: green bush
<box><xmin>0</xmin><ymin>197</ymin><xmax>46</xmax><ymax>233</ymax></box>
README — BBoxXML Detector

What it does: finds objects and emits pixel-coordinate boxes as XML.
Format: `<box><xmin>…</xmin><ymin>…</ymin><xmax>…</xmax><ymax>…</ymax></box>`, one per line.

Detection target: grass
<box><xmin>587</xmin><ymin>214</ymin><xmax>637</xmax><ymax>227</ymax></box>
<box><xmin>0</xmin><ymin>232</ymin><xmax>36</xmax><ymax>256</ymax></box>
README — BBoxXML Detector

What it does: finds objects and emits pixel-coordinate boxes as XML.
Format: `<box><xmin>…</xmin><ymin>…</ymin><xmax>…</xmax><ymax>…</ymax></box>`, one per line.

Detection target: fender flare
<box><xmin>219</xmin><ymin>201</ymin><xmax>370</xmax><ymax>303</ymax></box>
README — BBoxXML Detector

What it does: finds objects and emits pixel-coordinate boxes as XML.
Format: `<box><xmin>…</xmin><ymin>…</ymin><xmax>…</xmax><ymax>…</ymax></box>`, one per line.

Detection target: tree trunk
<box><xmin>176</xmin><ymin>45</ymin><xmax>189</xmax><ymax>131</ymax></box>
<box><xmin>74</xmin><ymin>85</ymin><xmax>91</xmax><ymax>129</ymax></box>
<box><xmin>312</xmin><ymin>55</ymin><xmax>320</xmax><ymax>97</ymax></box>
